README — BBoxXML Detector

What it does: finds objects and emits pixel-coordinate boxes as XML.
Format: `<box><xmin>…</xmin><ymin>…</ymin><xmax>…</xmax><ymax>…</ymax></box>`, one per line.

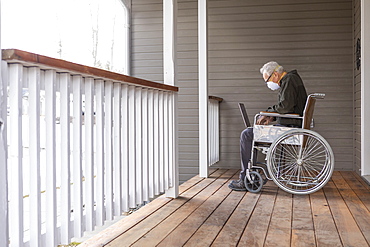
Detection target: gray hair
<box><xmin>260</xmin><ymin>61</ymin><xmax>284</xmax><ymax>76</ymax></box>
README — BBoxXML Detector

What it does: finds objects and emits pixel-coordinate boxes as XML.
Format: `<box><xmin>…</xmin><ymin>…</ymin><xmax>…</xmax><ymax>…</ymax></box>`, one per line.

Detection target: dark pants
<box><xmin>239</xmin><ymin>124</ymin><xmax>298</xmax><ymax>180</ymax></box>
<box><xmin>240</xmin><ymin>127</ymin><xmax>254</xmax><ymax>180</ymax></box>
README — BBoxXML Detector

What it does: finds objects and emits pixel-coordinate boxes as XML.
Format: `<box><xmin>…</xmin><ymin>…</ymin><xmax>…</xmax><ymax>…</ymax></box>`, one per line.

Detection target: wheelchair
<box><xmin>244</xmin><ymin>93</ymin><xmax>334</xmax><ymax>195</ymax></box>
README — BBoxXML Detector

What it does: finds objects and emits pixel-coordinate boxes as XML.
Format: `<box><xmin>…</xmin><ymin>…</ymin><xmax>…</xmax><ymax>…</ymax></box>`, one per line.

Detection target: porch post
<box><xmin>163</xmin><ymin>0</ymin><xmax>179</xmax><ymax>198</ymax></box>
<box><xmin>0</xmin><ymin>0</ymin><xmax>10</xmax><ymax>245</ymax></box>
<box><xmin>361</xmin><ymin>0</ymin><xmax>370</xmax><ymax>176</ymax></box>
<box><xmin>198</xmin><ymin>0</ymin><xmax>209</xmax><ymax>178</ymax></box>
<box><xmin>121</xmin><ymin>0</ymin><xmax>131</xmax><ymax>76</ymax></box>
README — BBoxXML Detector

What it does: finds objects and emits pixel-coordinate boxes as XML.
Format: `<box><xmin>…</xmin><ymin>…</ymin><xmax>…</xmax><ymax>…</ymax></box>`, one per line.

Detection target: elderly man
<box><xmin>229</xmin><ymin>61</ymin><xmax>308</xmax><ymax>191</ymax></box>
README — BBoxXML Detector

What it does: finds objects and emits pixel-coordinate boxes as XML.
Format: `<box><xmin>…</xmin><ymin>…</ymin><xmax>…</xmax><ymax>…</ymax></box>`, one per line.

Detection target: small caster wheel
<box><xmin>244</xmin><ymin>171</ymin><xmax>263</xmax><ymax>193</ymax></box>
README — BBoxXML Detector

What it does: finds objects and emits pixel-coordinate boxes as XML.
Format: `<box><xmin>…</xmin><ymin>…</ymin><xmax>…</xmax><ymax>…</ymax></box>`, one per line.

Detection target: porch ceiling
<box><xmin>80</xmin><ymin>169</ymin><xmax>370</xmax><ymax>247</ymax></box>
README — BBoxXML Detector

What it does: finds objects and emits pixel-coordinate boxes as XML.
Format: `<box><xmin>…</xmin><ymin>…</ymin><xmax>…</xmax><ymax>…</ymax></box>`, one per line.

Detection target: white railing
<box><xmin>208</xmin><ymin>96</ymin><xmax>222</xmax><ymax>166</ymax></box>
<box><xmin>0</xmin><ymin>49</ymin><xmax>179</xmax><ymax>247</ymax></box>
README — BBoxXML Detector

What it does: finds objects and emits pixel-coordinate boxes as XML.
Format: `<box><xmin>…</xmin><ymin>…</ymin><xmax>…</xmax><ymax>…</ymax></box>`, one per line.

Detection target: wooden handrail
<box><xmin>209</xmin><ymin>95</ymin><xmax>223</xmax><ymax>102</ymax></box>
<box><xmin>2</xmin><ymin>49</ymin><xmax>178</xmax><ymax>92</ymax></box>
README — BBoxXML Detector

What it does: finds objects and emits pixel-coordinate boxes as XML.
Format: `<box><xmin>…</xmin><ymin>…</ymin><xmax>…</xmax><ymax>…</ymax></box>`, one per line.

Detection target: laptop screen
<box><xmin>238</xmin><ymin>103</ymin><xmax>251</xmax><ymax>128</ymax></box>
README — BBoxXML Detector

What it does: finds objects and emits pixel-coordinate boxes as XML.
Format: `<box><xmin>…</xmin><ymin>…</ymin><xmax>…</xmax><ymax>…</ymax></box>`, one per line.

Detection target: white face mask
<box><xmin>267</xmin><ymin>81</ymin><xmax>280</xmax><ymax>91</ymax></box>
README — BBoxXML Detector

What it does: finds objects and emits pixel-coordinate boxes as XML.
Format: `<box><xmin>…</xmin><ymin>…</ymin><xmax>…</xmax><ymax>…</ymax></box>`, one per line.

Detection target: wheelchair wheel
<box><xmin>267</xmin><ymin>129</ymin><xmax>334</xmax><ymax>195</ymax></box>
<box><xmin>244</xmin><ymin>171</ymin><xmax>263</xmax><ymax>193</ymax></box>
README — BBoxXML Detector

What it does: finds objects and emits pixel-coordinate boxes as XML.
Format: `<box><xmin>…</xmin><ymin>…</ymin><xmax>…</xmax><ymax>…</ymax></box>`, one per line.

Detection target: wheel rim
<box><xmin>244</xmin><ymin>171</ymin><xmax>263</xmax><ymax>193</ymax></box>
<box><xmin>267</xmin><ymin>129</ymin><xmax>334</xmax><ymax>194</ymax></box>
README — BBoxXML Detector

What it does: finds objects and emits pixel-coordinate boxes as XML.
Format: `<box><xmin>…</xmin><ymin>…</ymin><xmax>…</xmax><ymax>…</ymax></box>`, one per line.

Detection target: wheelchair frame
<box><xmin>244</xmin><ymin>93</ymin><xmax>335</xmax><ymax>194</ymax></box>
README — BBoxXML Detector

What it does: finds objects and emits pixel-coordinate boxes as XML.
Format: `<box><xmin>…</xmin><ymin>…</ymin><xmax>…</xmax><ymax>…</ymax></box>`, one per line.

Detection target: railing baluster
<box><xmin>165</xmin><ymin>92</ymin><xmax>179</xmax><ymax>198</ymax></box>
<box><xmin>121</xmin><ymin>84</ymin><xmax>129</xmax><ymax>212</ymax></box>
<box><xmin>28</xmin><ymin>67</ymin><xmax>42</xmax><ymax>247</ymax></box>
<box><xmin>159</xmin><ymin>91</ymin><xmax>164</xmax><ymax>193</ymax></box>
<box><xmin>128</xmin><ymin>85</ymin><xmax>136</xmax><ymax>208</ymax></box>
<box><xmin>163</xmin><ymin>92</ymin><xmax>169</xmax><ymax>190</ymax></box>
<box><xmin>95</xmin><ymin>79</ymin><xmax>105</xmax><ymax>226</ymax></box>
<box><xmin>168</xmin><ymin>93</ymin><xmax>174</xmax><ymax>188</ymax></box>
<box><xmin>72</xmin><ymin>75</ymin><xmax>83</xmax><ymax>238</ymax></box>
<box><xmin>214</xmin><ymin>99</ymin><xmax>220</xmax><ymax>162</ymax></box>
<box><xmin>45</xmin><ymin>69</ymin><xmax>57</xmax><ymax>246</ymax></box>
<box><xmin>135</xmin><ymin>87</ymin><xmax>142</xmax><ymax>205</ymax></box>
<box><xmin>8</xmin><ymin>63</ymin><xmax>24</xmax><ymax>247</ymax></box>
<box><xmin>59</xmin><ymin>73</ymin><xmax>71</xmax><ymax>244</ymax></box>
<box><xmin>104</xmin><ymin>81</ymin><xmax>113</xmax><ymax>220</ymax></box>
<box><xmin>113</xmin><ymin>82</ymin><xmax>122</xmax><ymax>215</ymax></box>
<box><xmin>142</xmin><ymin>88</ymin><xmax>149</xmax><ymax>202</ymax></box>
<box><xmin>153</xmin><ymin>90</ymin><xmax>160</xmax><ymax>195</ymax></box>
<box><xmin>148</xmin><ymin>89</ymin><xmax>154</xmax><ymax>198</ymax></box>
<box><xmin>84</xmin><ymin>78</ymin><xmax>95</xmax><ymax>231</ymax></box>
<box><xmin>0</xmin><ymin>61</ymin><xmax>9</xmax><ymax>247</ymax></box>
<box><xmin>208</xmin><ymin>100</ymin><xmax>213</xmax><ymax>165</ymax></box>
<box><xmin>59</xmin><ymin>73</ymin><xmax>72</xmax><ymax>244</ymax></box>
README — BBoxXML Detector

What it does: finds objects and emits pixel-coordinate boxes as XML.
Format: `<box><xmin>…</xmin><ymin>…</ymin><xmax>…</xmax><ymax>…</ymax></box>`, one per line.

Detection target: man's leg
<box><xmin>229</xmin><ymin>127</ymin><xmax>254</xmax><ymax>191</ymax></box>
<box><xmin>240</xmin><ymin>127</ymin><xmax>254</xmax><ymax>180</ymax></box>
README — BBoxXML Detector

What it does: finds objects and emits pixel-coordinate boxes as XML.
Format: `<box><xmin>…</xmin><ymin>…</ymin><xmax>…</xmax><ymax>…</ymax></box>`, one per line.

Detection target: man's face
<box><xmin>263</xmin><ymin>72</ymin><xmax>277</xmax><ymax>83</ymax></box>
<box><xmin>263</xmin><ymin>71</ymin><xmax>281</xmax><ymax>91</ymax></box>
<box><xmin>263</xmin><ymin>71</ymin><xmax>281</xmax><ymax>84</ymax></box>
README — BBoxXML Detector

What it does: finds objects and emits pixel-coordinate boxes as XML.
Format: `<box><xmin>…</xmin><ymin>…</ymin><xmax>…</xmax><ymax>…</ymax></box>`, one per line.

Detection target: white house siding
<box><xmin>353</xmin><ymin>0</ymin><xmax>361</xmax><ymax>174</ymax></box>
<box><xmin>177</xmin><ymin>0</ymin><xmax>200</xmax><ymax>182</ymax></box>
<box><xmin>131</xmin><ymin>0</ymin><xmax>355</xmax><ymax>183</ymax></box>
<box><xmin>132</xmin><ymin>2</ymin><xmax>164</xmax><ymax>82</ymax></box>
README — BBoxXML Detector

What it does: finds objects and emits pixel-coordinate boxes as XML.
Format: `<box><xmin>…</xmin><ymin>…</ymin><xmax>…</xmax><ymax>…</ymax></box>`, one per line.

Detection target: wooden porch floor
<box><xmin>80</xmin><ymin>169</ymin><xmax>370</xmax><ymax>247</ymax></box>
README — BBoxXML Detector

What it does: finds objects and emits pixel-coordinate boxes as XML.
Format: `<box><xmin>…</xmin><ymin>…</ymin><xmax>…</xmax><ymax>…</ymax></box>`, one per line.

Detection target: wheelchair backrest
<box><xmin>302</xmin><ymin>93</ymin><xmax>325</xmax><ymax>130</ymax></box>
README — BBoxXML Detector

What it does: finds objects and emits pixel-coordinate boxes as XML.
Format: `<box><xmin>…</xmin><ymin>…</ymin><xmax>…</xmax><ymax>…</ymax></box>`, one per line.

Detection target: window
<box><xmin>1</xmin><ymin>0</ymin><xmax>128</xmax><ymax>73</ymax></box>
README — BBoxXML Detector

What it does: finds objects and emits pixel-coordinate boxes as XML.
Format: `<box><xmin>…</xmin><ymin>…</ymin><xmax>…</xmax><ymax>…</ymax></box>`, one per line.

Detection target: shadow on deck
<box><xmin>80</xmin><ymin>169</ymin><xmax>370</xmax><ymax>247</ymax></box>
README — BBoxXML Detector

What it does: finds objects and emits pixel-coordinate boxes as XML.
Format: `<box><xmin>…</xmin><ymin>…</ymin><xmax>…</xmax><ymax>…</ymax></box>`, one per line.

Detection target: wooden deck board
<box><xmin>183</xmin><ymin>182</ymin><xmax>244</xmax><ymax>247</ymax></box>
<box><xmin>332</xmin><ymin>173</ymin><xmax>370</xmax><ymax>244</ymax></box>
<box><xmin>106</xmin><ymin>169</ymin><xmax>233</xmax><ymax>247</ymax></box>
<box><xmin>211</xmin><ymin>192</ymin><xmax>260</xmax><ymax>247</ymax></box>
<box><xmin>131</xmin><ymin>170</ymin><xmax>239</xmax><ymax>247</ymax></box>
<box><xmin>324</xmin><ymin>180</ymin><xmax>369</xmax><ymax>246</ymax></box>
<box><xmin>291</xmin><ymin>195</ymin><xmax>316</xmax><ymax>247</ymax></box>
<box><xmin>310</xmin><ymin>190</ymin><xmax>342</xmax><ymax>247</ymax></box>
<box><xmin>81</xmin><ymin>170</ymin><xmax>370</xmax><ymax>247</ymax></box>
<box><xmin>238</xmin><ymin>184</ymin><xmax>278</xmax><ymax>246</ymax></box>
<box><xmin>264</xmin><ymin>189</ymin><xmax>293</xmax><ymax>247</ymax></box>
<box><xmin>157</xmin><ymin>173</ymin><xmax>240</xmax><ymax>247</ymax></box>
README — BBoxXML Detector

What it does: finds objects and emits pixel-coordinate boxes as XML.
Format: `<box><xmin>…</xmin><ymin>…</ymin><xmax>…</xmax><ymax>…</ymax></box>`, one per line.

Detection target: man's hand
<box><xmin>256</xmin><ymin>116</ymin><xmax>274</xmax><ymax>125</ymax></box>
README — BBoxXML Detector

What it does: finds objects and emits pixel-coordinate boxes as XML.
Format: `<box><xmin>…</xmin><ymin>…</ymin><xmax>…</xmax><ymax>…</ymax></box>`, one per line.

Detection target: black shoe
<box><xmin>228</xmin><ymin>179</ymin><xmax>247</xmax><ymax>191</ymax></box>
<box><xmin>230</xmin><ymin>179</ymin><xmax>242</xmax><ymax>185</ymax></box>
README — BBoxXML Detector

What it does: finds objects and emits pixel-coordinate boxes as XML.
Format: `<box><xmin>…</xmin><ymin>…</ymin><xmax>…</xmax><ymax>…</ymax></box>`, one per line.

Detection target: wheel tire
<box><xmin>267</xmin><ymin>129</ymin><xmax>334</xmax><ymax>195</ymax></box>
<box><xmin>244</xmin><ymin>171</ymin><xmax>263</xmax><ymax>193</ymax></box>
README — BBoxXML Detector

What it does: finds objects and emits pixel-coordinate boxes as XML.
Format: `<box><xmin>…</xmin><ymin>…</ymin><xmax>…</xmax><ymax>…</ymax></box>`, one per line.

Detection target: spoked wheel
<box><xmin>267</xmin><ymin>129</ymin><xmax>334</xmax><ymax>195</ymax></box>
<box><xmin>244</xmin><ymin>171</ymin><xmax>263</xmax><ymax>193</ymax></box>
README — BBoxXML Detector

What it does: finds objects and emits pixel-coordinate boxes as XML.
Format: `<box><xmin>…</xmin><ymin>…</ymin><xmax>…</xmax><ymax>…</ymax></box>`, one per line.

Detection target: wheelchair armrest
<box><xmin>259</xmin><ymin>111</ymin><xmax>303</xmax><ymax>119</ymax></box>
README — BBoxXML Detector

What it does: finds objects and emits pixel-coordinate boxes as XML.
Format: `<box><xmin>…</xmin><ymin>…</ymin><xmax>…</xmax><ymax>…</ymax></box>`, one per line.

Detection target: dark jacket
<box><xmin>266</xmin><ymin>70</ymin><xmax>307</xmax><ymax>126</ymax></box>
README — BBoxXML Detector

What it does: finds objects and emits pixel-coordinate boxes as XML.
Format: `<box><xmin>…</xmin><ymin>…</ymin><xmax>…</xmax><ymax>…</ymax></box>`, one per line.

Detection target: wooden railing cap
<box><xmin>2</xmin><ymin>49</ymin><xmax>178</xmax><ymax>92</ymax></box>
<box><xmin>209</xmin><ymin>95</ymin><xmax>223</xmax><ymax>102</ymax></box>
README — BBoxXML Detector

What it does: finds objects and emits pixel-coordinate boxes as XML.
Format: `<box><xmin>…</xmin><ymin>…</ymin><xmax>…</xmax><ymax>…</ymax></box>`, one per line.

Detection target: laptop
<box><xmin>238</xmin><ymin>103</ymin><xmax>251</xmax><ymax>128</ymax></box>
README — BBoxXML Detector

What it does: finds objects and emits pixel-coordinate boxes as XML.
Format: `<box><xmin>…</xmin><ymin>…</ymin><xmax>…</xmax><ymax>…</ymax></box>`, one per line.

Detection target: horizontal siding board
<box><xmin>208</xmin><ymin>50</ymin><xmax>352</xmax><ymax>59</ymax></box>
<box><xmin>209</xmin><ymin>0</ymin><xmax>351</xmax><ymax>8</ymax></box>
<box><xmin>209</xmin><ymin>41</ymin><xmax>352</xmax><ymax>51</ymax></box>
<box><xmin>210</xmin><ymin>9</ymin><xmax>351</xmax><ymax>19</ymax></box>
<box><xmin>209</xmin><ymin>26</ymin><xmax>352</xmax><ymax>37</ymax></box>
<box><xmin>209</xmin><ymin>17</ymin><xmax>352</xmax><ymax>28</ymax></box>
